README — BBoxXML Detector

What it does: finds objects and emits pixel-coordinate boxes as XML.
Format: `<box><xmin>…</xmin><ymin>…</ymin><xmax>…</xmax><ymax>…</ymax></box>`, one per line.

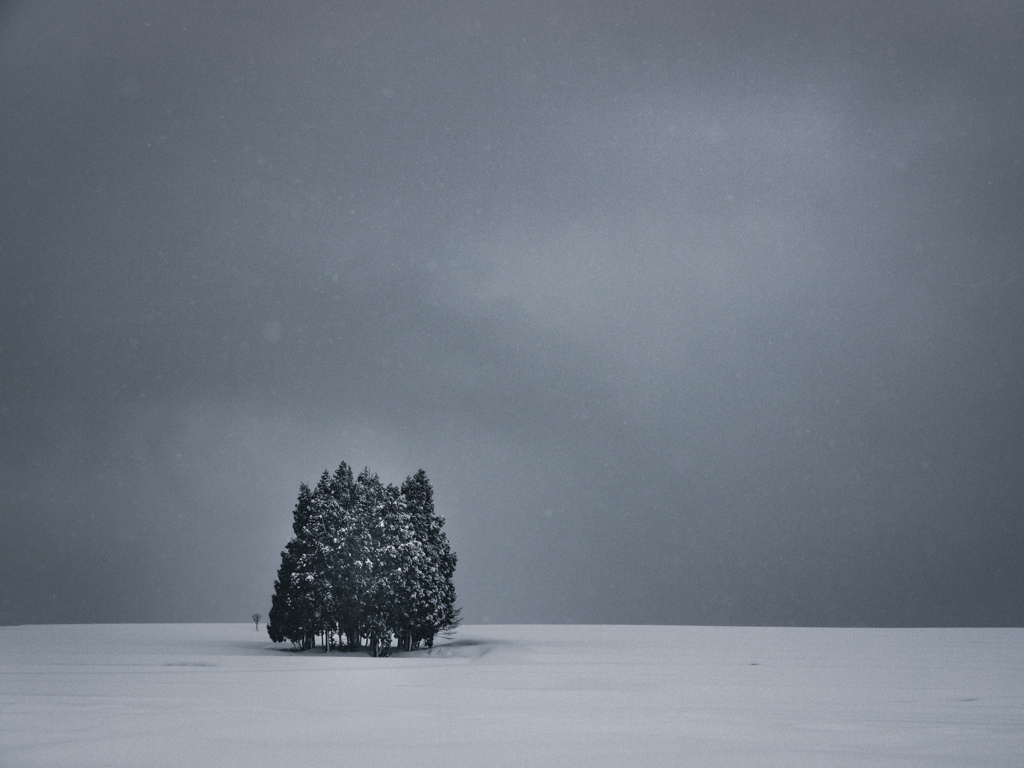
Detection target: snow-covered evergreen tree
<box><xmin>268</xmin><ymin>483</ymin><xmax>319</xmax><ymax>649</ymax></box>
<box><xmin>326</xmin><ymin>462</ymin><xmax>362</xmax><ymax>648</ymax></box>
<box><xmin>268</xmin><ymin>462</ymin><xmax>457</xmax><ymax>655</ymax></box>
<box><xmin>402</xmin><ymin>469</ymin><xmax>459</xmax><ymax>648</ymax></box>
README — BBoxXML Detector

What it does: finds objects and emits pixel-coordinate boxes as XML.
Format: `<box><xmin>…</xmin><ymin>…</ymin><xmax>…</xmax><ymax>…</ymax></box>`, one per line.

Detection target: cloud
<box><xmin>1</xmin><ymin>0</ymin><xmax>1022</xmax><ymax>626</ymax></box>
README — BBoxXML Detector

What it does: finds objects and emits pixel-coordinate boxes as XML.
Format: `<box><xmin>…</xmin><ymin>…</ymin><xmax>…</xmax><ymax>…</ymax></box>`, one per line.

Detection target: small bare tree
<box><xmin>253</xmin><ymin>613</ymin><xmax>261</xmax><ymax>631</ymax></box>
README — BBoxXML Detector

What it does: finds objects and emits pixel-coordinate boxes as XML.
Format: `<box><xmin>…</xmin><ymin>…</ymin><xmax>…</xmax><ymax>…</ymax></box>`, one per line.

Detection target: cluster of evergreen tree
<box><xmin>267</xmin><ymin>463</ymin><xmax>458</xmax><ymax>656</ymax></box>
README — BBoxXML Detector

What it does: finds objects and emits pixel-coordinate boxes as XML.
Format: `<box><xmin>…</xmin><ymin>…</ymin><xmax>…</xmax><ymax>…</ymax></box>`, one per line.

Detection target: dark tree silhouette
<box><xmin>400</xmin><ymin>469</ymin><xmax>459</xmax><ymax>650</ymax></box>
<box><xmin>267</xmin><ymin>462</ymin><xmax>459</xmax><ymax>655</ymax></box>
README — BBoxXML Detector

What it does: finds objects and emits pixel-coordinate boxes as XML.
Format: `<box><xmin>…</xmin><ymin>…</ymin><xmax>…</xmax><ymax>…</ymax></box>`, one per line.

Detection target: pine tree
<box><xmin>326</xmin><ymin>462</ymin><xmax>362</xmax><ymax>648</ymax></box>
<box><xmin>402</xmin><ymin>469</ymin><xmax>459</xmax><ymax>648</ymax></box>
<box><xmin>267</xmin><ymin>546</ymin><xmax>297</xmax><ymax>644</ymax></box>
<box><xmin>350</xmin><ymin>470</ymin><xmax>410</xmax><ymax>656</ymax></box>
<box><xmin>268</xmin><ymin>484</ymin><xmax>319</xmax><ymax>648</ymax></box>
<box><xmin>379</xmin><ymin>481</ymin><xmax>423</xmax><ymax>653</ymax></box>
<box><xmin>306</xmin><ymin>471</ymin><xmax>342</xmax><ymax>651</ymax></box>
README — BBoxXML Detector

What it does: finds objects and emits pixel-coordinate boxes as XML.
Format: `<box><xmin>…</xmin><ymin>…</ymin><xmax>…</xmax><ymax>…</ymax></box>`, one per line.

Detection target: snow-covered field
<box><xmin>1</xmin><ymin>623</ymin><xmax>1021</xmax><ymax>767</ymax></box>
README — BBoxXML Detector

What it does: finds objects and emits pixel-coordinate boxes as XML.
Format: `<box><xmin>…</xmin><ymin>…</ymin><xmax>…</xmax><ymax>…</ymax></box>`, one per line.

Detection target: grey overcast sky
<box><xmin>1</xmin><ymin>0</ymin><xmax>1022</xmax><ymax>627</ymax></box>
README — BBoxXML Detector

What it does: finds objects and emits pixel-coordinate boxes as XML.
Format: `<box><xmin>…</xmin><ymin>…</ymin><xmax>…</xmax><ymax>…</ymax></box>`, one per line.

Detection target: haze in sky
<box><xmin>1</xmin><ymin>0</ymin><xmax>1022</xmax><ymax>626</ymax></box>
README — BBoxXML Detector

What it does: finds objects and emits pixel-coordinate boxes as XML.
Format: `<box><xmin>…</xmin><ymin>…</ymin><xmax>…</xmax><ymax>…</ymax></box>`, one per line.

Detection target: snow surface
<box><xmin>1</xmin><ymin>623</ymin><xmax>1021</xmax><ymax>767</ymax></box>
